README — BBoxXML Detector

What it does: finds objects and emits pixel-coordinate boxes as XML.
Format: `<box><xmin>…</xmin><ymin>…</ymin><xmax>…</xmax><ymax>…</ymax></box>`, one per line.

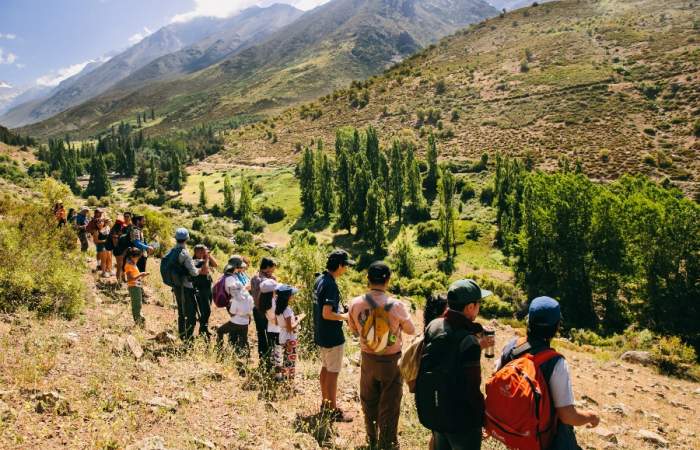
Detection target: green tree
<box><xmin>392</xmin><ymin>226</ymin><xmax>416</xmax><ymax>278</ymax></box>
<box><xmin>223</xmin><ymin>174</ymin><xmax>235</xmax><ymax>215</ymax></box>
<box><xmin>438</xmin><ymin>166</ymin><xmax>457</xmax><ymax>261</ymax></box>
<box><xmin>365</xmin><ymin>180</ymin><xmax>387</xmax><ymax>256</ymax></box>
<box><xmin>425</xmin><ymin>133</ymin><xmax>439</xmax><ymax>200</ymax></box>
<box><xmin>299</xmin><ymin>147</ymin><xmax>316</xmax><ymax>217</ymax></box>
<box><xmin>134</xmin><ymin>163</ymin><xmax>149</xmax><ymax>189</ymax></box>
<box><xmin>318</xmin><ymin>153</ymin><xmax>335</xmax><ymax>217</ymax></box>
<box><xmin>148</xmin><ymin>157</ymin><xmax>159</xmax><ymax>190</ymax></box>
<box><xmin>365</xmin><ymin>126</ymin><xmax>380</xmax><ymax>177</ymax></box>
<box><xmin>335</xmin><ymin>147</ymin><xmax>354</xmax><ymax>232</ymax></box>
<box><xmin>84</xmin><ymin>154</ymin><xmax>111</xmax><ymax>198</ymax></box>
<box><xmin>167</xmin><ymin>153</ymin><xmax>185</xmax><ymax>191</ymax></box>
<box><xmin>150</xmin><ymin>107</ymin><xmax>155</xmax><ymax>121</ymax></box>
<box><xmin>238</xmin><ymin>176</ymin><xmax>254</xmax><ymax>230</ymax></box>
<box><xmin>389</xmin><ymin>141</ymin><xmax>405</xmax><ymax>223</ymax></box>
<box><xmin>199</xmin><ymin>180</ymin><xmax>207</xmax><ymax>208</ymax></box>
<box><xmin>352</xmin><ymin>155</ymin><xmax>371</xmax><ymax>236</ymax></box>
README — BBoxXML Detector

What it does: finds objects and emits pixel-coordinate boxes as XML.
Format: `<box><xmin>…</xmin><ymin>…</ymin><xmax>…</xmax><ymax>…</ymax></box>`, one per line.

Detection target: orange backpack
<box><xmin>485</xmin><ymin>342</ymin><xmax>561</xmax><ymax>450</ymax></box>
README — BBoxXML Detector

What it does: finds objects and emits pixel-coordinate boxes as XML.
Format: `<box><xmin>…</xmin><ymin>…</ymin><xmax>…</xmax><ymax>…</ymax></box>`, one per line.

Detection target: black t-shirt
<box><xmin>313</xmin><ymin>271</ymin><xmax>345</xmax><ymax>348</ymax></box>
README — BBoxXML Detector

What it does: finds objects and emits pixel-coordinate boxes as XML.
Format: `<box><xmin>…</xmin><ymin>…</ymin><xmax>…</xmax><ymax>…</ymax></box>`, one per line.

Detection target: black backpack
<box><xmin>116</xmin><ymin>225</ymin><xmax>133</xmax><ymax>255</ymax></box>
<box><xmin>415</xmin><ymin>317</ymin><xmax>472</xmax><ymax>433</ymax></box>
<box><xmin>160</xmin><ymin>247</ymin><xmax>188</xmax><ymax>287</ymax></box>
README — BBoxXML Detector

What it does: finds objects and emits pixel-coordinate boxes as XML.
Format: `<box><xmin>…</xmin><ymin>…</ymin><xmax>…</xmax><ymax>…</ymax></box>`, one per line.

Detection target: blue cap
<box><xmin>276</xmin><ymin>284</ymin><xmax>299</xmax><ymax>295</ymax></box>
<box><xmin>175</xmin><ymin>227</ymin><xmax>190</xmax><ymax>241</ymax></box>
<box><xmin>528</xmin><ymin>296</ymin><xmax>562</xmax><ymax>327</ymax></box>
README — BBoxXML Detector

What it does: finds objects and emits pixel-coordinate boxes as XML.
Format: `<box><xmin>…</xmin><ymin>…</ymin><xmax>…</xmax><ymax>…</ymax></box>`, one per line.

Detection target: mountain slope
<box><xmin>20</xmin><ymin>0</ymin><xmax>498</xmax><ymax>138</ymax></box>
<box><xmin>3</xmin><ymin>5</ymin><xmax>302</xmax><ymax>129</ymax></box>
<box><xmin>217</xmin><ymin>0</ymin><xmax>699</xmax><ymax>197</ymax></box>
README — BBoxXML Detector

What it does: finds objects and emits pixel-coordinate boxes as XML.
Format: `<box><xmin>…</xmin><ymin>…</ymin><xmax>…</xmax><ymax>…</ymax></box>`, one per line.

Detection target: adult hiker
<box><xmin>94</xmin><ymin>218</ymin><xmax>113</xmax><ymax>278</ymax></box>
<box><xmin>130</xmin><ymin>215</ymin><xmax>154</xmax><ymax>273</ymax></box>
<box><xmin>111</xmin><ymin>219</ymin><xmax>127</xmax><ymax>286</ymax></box>
<box><xmin>163</xmin><ymin>228</ymin><xmax>209</xmax><ymax>342</ymax></box>
<box><xmin>313</xmin><ymin>249</ymin><xmax>355</xmax><ymax>422</ymax></box>
<box><xmin>250</xmin><ymin>257</ymin><xmax>278</xmax><ymax>362</ymax></box>
<box><xmin>216</xmin><ymin>255</ymin><xmax>254</xmax><ymax>370</ymax></box>
<box><xmin>348</xmin><ymin>261</ymin><xmax>416</xmax><ymax>449</ymax></box>
<box><xmin>193</xmin><ymin>244</ymin><xmax>218</xmax><ymax>338</ymax></box>
<box><xmin>87</xmin><ymin>208</ymin><xmax>104</xmax><ymax>272</ymax></box>
<box><xmin>489</xmin><ymin>297</ymin><xmax>599</xmax><ymax>450</ymax></box>
<box><xmin>75</xmin><ymin>206</ymin><xmax>90</xmax><ymax>252</ymax></box>
<box><xmin>414</xmin><ymin>279</ymin><xmax>494</xmax><ymax>450</ymax></box>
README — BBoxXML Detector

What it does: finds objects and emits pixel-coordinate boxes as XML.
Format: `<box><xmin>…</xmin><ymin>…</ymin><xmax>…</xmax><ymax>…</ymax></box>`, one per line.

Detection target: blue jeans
<box><xmin>433</xmin><ymin>428</ymin><xmax>481</xmax><ymax>450</ymax></box>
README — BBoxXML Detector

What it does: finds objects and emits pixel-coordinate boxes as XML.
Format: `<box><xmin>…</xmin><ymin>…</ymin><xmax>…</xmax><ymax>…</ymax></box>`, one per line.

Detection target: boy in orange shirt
<box><xmin>125</xmin><ymin>248</ymin><xmax>149</xmax><ymax>326</ymax></box>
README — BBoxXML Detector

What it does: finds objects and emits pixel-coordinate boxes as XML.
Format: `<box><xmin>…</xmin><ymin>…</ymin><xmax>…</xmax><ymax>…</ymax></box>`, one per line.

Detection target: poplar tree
<box><xmin>335</xmin><ymin>147</ymin><xmax>353</xmax><ymax>232</ymax></box>
<box><xmin>389</xmin><ymin>141</ymin><xmax>405</xmax><ymax>223</ymax></box>
<box><xmin>365</xmin><ymin>126</ymin><xmax>380</xmax><ymax>177</ymax></box>
<box><xmin>199</xmin><ymin>180</ymin><xmax>207</xmax><ymax>208</ymax></box>
<box><xmin>365</xmin><ymin>180</ymin><xmax>387</xmax><ymax>255</ymax></box>
<box><xmin>438</xmin><ymin>166</ymin><xmax>457</xmax><ymax>261</ymax></box>
<box><xmin>125</xmin><ymin>139</ymin><xmax>136</xmax><ymax>177</ymax></box>
<box><xmin>426</xmin><ymin>133</ymin><xmax>439</xmax><ymax>200</ymax></box>
<box><xmin>318</xmin><ymin>153</ymin><xmax>335</xmax><ymax>217</ymax></box>
<box><xmin>149</xmin><ymin>157</ymin><xmax>159</xmax><ymax>190</ymax></box>
<box><xmin>352</xmin><ymin>154</ymin><xmax>371</xmax><ymax>236</ymax></box>
<box><xmin>299</xmin><ymin>147</ymin><xmax>316</xmax><ymax>217</ymax></box>
<box><xmin>137</xmin><ymin>113</ymin><xmax>142</xmax><ymax>128</ymax></box>
<box><xmin>238</xmin><ymin>176</ymin><xmax>254</xmax><ymax>230</ymax></box>
<box><xmin>150</xmin><ymin>107</ymin><xmax>155</xmax><ymax>121</ymax></box>
<box><xmin>134</xmin><ymin>163</ymin><xmax>149</xmax><ymax>189</ymax></box>
<box><xmin>223</xmin><ymin>174</ymin><xmax>235</xmax><ymax>215</ymax></box>
<box><xmin>85</xmin><ymin>154</ymin><xmax>111</xmax><ymax>198</ymax></box>
<box><xmin>405</xmin><ymin>144</ymin><xmax>426</xmax><ymax>215</ymax></box>
<box><xmin>168</xmin><ymin>153</ymin><xmax>184</xmax><ymax>191</ymax></box>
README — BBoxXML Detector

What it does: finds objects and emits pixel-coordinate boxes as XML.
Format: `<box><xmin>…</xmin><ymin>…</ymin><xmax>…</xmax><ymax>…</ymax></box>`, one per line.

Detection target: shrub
<box><xmin>192</xmin><ymin>218</ymin><xmax>205</xmax><ymax>231</ymax></box>
<box><xmin>260</xmin><ymin>205</ymin><xmax>286</xmax><ymax>224</ymax></box>
<box><xmin>435</xmin><ymin>79</ymin><xmax>447</xmax><ymax>95</ymax></box>
<box><xmin>651</xmin><ymin>336</ymin><xmax>697</xmax><ymax>378</ymax></box>
<box><xmin>233</xmin><ymin>230</ymin><xmax>254</xmax><ymax>246</ymax></box>
<box><xmin>466</xmin><ymin>223</ymin><xmax>481</xmax><ymax>241</ymax></box>
<box><xmin>391</xmin><ymin>227</ymin><xmax>416</xmax><ymax>278</ymax></box>
<box><xmin>693</xmin><ymin>119</ymin><xmax>700</xmax><ymax>137</ymax></box>
<box><xmin>480</xmin><ymin>295</ymin><xmax>515</xmax><ymax>318</ymax></box>
<box><xmin>479</xmin><ymin>184</ymin><xmax>495</xmax><ymax>205</ymax></box>
<box><xmin>416</xmin><ymin>221</ymin><xmax>440</xmax><ymax>247</ymax></box>
<box><xmin>135</xmin><ymin>208</ymin><xmax>173</xmax><ymax>257</ymax></box>
<box><xmin>391</xmin><ymin>271</ymin><xmax>448</xmax><ymax>298</ymax></box>
<box><xmin>87</xmin><ymin>195</ymin><xmax>99</xmax><ymax>207</ymax></box>
<box><xmin>405</xmin><ymin>204</ymin><xmax>431</xmax><ymax>223</ymax></box>
<box><xmin>460</xmin><ymin>182</ymin><xmax>476</xmax><ymax>202</ymax></box>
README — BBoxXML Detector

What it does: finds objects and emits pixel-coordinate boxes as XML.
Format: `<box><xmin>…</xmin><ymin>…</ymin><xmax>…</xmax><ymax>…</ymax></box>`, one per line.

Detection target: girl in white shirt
<box><xmin>216</xmin><ymin>257</ymin><xmax>254</xmax><ymax>364</ymax></box>
<box><xmin>274</xmin><ymin>284</ymin><xmax>301</xmax><ymax>383</ymax></box>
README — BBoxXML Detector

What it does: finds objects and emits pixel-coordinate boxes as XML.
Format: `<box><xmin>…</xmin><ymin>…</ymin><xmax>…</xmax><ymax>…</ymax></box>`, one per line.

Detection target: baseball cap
<box><xmin>174</xmin><ymin>227</ymin><xmax>190</xmax><ymax>241</ymax></box>
<box><xmin>260</xmin><ymin>279</ymin><xmax>278</xmax><ymax>294</ymax></box>
<box><xmin>528</xmin><ymin>296</ymin><xmax>562</xmax><ymax>327</ymax></box>
<box><xmin>327</xmin><ymin>249</ymin><xmax>356</xmax><ymax>267</ymax></box>
<box><xmin>367</xmin><ymin>261</ymin><xmax>391</xmax><ymax>283</ymax></box>
<box><xmin>224</xmin><ymin>255</ymin><xmax>244</xmax><ymax>273</ymax></box>
<box><xmin>80</xmin><ymin>206</ymin><xmax>89</xmax><ymax>212</ymax></box>
<box><xmin>276</xmin><ymin>284</ymin><xmax>299</xmax><ymax>295</ymax></box>
<box><xmin>447</xmin><ymin>279</ymin><xmax>492</xmax><ymax>307</ymax></box>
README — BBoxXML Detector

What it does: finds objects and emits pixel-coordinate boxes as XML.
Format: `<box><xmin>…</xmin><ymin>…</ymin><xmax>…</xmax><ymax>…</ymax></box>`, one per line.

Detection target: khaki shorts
<box><xmin>320</xmin><ymin>344</ymin><xmax>345</xmax><ymax>373</ymax></box>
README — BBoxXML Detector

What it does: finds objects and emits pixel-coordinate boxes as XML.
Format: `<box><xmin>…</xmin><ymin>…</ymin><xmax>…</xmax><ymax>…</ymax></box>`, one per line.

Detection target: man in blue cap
<box><xmin>495</xmin><ymin>296</ymin><xmax>600</xmax><ymax>450</ymax></box>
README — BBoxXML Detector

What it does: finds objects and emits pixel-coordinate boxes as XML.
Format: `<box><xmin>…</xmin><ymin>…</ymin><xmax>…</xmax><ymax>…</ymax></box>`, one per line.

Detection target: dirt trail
<box><xmin>0</xmin><ymin>260</ymin><xmax>698</xmax><ymax>450</ymax></box>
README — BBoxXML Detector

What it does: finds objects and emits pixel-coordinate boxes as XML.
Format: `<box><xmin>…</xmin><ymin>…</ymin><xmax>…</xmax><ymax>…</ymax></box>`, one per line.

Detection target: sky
<box><xmin>0</xmin><ymin>0</ymin><xmax>328</xmax><ymax>90</ymax></box>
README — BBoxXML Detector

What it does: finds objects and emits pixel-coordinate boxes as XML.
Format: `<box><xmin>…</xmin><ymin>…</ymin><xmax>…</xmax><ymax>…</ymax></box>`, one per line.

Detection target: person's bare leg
<box><xmin>320</xmin><ymin>366</ymin><xmax>328</xmax><ymax>409</ymax></box>
<box><xmin>327</xmin><ymin>370</ymin><xmax>339</xmax><ymax>410</ymax></box>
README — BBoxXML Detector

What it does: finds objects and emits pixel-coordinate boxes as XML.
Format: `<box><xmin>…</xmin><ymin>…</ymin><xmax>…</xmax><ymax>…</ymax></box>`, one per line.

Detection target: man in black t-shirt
<box><xmin>313</xmin><ymin>249</ymin><xmax>355</xmax><ymax>422</ymax></box>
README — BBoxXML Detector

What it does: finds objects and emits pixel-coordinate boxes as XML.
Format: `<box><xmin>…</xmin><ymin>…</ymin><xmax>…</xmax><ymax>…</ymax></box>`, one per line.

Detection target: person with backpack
<box><xmin>415</xmin><ymin>279</ymin><xmax>494</xmax><ymax>450</ymax></box>
<box><xmin>250</xmin><ymin>257</ymin><xmax>277</xmax><ymax>363</ymax></box>
<box><xmin>110</xmin><ymin>219</ymin><xmax>126</xmax><ymax>286</ymax></box>
<box><xmin>124</xmin><ymin>248</ymin><xmax>149</xmax><ymax>327</ymax></box>
<box><xmin>75</xmin><ymin>207</ymin><xmax>90</xmax><ymax>253</ymax></box>
<box><xmin>348</xmin><ymin>261</ymin><xmax>415</xmax><ymax>450</ymax></box>
<box><xmin>130</xmin><ymin>215</ymin><xmax>153</xmax><ymax>273</ymax></box>
<box><xmin>313</xmin><ymin>249</ymin><xmax>356</xmax><ymax>422</ymax></box>
<box><xmin>487</xmin><ymin>297</ymin><xmax>600</xmax><ymax>450</ymax></box>
<box><xmin>94</xmin><ymin>218</ymin><xmax>113</xmax><ymax>278</ymax></box>
<box><xmin>162</xmin><ymin>228</ymin><xmax>208</xmax><ymax>342</ymax></box>
<box><xmin>216</xmin><ymin>256</ymin><xmax>254</xmax><ymax>362</ymax></box>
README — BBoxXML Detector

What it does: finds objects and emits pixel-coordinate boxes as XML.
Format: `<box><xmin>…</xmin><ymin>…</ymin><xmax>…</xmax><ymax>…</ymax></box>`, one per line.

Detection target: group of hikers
<box><xmin>63</xmin><ymin>206</ymin><xmax>600</xmax><ymax>450</ymax></box>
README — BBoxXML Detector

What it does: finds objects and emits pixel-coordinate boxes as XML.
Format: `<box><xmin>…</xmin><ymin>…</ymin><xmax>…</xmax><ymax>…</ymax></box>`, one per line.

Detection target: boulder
<box><xmin>637</xmin><ymin>429</ymin><xmax>668</xmax><ymax>447</ymax></box>
<box><xmin>620</xmin><ymin>351</ymin><xmax>651</xmax><ymax>366</ymax></box>
<box><xmin>593</xmin><ymin>427</ymin><xmax>618</xmax><ymax>444</ymax></box>
<box><xmin>604</xmin><ymin>403</ymin><xmax>628</xmax><ymax>417</ymax></box>
<box><xmin>126</xmin><ymin>335</ymin><xmax>144</xmax><ymax>359</ymax></box>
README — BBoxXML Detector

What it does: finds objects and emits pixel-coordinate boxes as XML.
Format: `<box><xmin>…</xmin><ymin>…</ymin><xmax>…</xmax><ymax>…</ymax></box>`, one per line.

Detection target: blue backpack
<box><xmin>160</xmin><ymin>247</ymin><xmax>187</xmax><ymax>287</ymax></box>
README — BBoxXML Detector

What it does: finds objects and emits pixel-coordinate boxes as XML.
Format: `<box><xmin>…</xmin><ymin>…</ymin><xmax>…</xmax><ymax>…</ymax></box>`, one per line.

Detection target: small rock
<box><xmin>593</xmin><ymin>427</ymin><xmax>618</xmax><ymax>444</ymax></box>
<box><xmin>126</xmin><ymin>436</ymin><xmax>168</xmax><ymax>450</ymax></box>
<box><xmin>620</xmin><ymin>351</ymin><xmax>651</xmax><ymax>366</ymax></box>
<box><xmin>176</xmin><ymin>391</ymin><xmax>195</xmax><ymax>405</ymax></box>
<box><xmin>126</xmin><ymin>335</ymin><xmax>144</xmax><ymax>359</ymax></box>
<box><xmin>670</xmin><ymin>400</ymin><xmax>692</xmax><ymax>411</ymax></box>
<box><xmin>645</xmin><ymin>412</ymin><xmax>662</xmax><ymax>422</ymax></box>
<box><xmin>63</xmin><ymin>332</ymin><xmax>79</xmax><ymax>346</ymax></box>
<box><xmin>605</xmin><ymin>390</ymin><xmax>617</xmax><ymax>397</ymax></box>
<box><xmin>581</xmin><ymin>394</ymin><xmax>599</xmax><ymax>406</ymax></box>
<box><xmin>604</xmin><ymin>404</ymin><xmax>628</xmax><ymax>416</ymax></box>
<box><xmin>147</xmin><ymin>396</ymin><xmax>177</xmax><ymax>411</ymax></box>
<box><xmin>192</xmin><ymin>437</ymin><xmax>215</xmax><ymax>449</ymax></box>
<box><xmin>694</xmin><ymin>388</ymin><xmax>700</xmax><ymax>396</ymax></box>
<box><xmin>637</xmin><ymin>429</ymin><xmax>668</xmax><ymax>447</ymax></box>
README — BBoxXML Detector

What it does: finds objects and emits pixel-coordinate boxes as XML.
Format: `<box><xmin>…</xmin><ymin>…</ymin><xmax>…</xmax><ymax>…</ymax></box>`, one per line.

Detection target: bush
<box><xmin>651</xmin><ymin>336</ymin><xmax>697</xmax><ymax>378</ymax></box>
<box><xmin>260</xmin><ymin>205</ymin><xmax>286</xmax><ymax>224</ymax></box>
<box><xmin>466</xmin><ymin>223</ymin><xmax>481</xmax><ymax>241</ymax></box>
<box><xmin>233</xmin><ymin>230</ymin><xmax>254</xmax><ymax>246</ymax></box>
<box><xmin>416</xmin><ymin>221</ymin><xmax>440</xmax><ymax>247</ymax></box>
<box><xmin>192</xmin><ymin>218</ymin><xmax>205</xmax><ymax>231</ymax></box>
<box><xmin>460</xmin><ymin>182</ymin><xmax>476</xmax><ymax>202</ymax></box>
<box><xmin>242</xmin><ymin>215</ymin><xmax>266</xmax><ymax>233</ymax></box>
<box><xmin>391</xmin><ymin>271</ymin><xmax>448</xmax><ymax>298</ymax></box>
<box><xmin>480</xmin><ymin>295</ymin><xmax>515</xmax><ymax>318</ymax></box>
<box><xmin>693</xmin><ymin>119</ymin><xmax>700</xmax><ymax>137</ymax></box>
<box><xmin>405</xmin><ymin>204</ymin><xmax>431</xmax><ymax>223</ymax></box>
<box><xmin>479</xmin><ymin>184</ymin><xmax>495</xmax><ymax>205</ymax></box>
<box><xmin>391</xmin><ymin>227</ymin><xmax>416</xmax><ymax>278</ymax></box>
<box><xmin>135</xmin><ymin>208</ymin><xmax>173</xmax><ymax>258</ymax></box>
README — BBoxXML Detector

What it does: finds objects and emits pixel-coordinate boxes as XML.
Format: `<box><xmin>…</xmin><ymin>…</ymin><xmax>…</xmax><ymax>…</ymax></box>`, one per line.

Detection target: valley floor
<box><xmin>0</xmin><ymin>257</ymin><xmax>698</xmax><ymax>450</ymax></box>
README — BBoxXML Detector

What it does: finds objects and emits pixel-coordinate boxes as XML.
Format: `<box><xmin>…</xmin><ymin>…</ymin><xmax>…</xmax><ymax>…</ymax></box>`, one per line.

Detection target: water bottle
<box><xmin>484</xmin><ymin>329</ymin><xmax>495</xmax><ymax>358</ymax></box>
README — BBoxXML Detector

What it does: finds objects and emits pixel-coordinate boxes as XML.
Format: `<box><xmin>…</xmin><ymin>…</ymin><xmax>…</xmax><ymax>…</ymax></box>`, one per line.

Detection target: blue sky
<box><xmin>0</xmin><ymin>0</ymin><xmax>327</xmax><ymax>89</ymax></box>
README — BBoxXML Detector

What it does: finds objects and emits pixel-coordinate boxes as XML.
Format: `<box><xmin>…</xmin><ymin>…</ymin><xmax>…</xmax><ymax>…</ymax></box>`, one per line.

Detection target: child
<box><xmin>216</xmin><ymin>256</ymin><xmax>254</xmax><ymax>364</ymax></box>
<box><xmin>275</xmin><ymin>284</ymin><xmax>302</xmax><ymax>383</ymax></box>
<box><xmin>124</xmin><ymin>248</ymin><xmax>149</xmax><ymax>326</ymax></box>
<box><xmin>260</xmin><ymin>279</ymin><xmax>282</xmax><ymax>374</ymax></box>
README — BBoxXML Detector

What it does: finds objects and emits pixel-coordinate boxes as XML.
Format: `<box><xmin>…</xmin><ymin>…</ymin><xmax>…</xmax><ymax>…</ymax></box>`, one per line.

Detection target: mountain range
<box><xmin>11</xmin><ymin>0</ymin><xmax>497</xmax><ymax>138</ymax></box>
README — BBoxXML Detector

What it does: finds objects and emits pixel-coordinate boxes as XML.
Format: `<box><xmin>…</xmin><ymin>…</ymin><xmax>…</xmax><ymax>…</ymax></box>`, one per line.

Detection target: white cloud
<box><xmin>0</xmin><ymin>81</ymin><xmax>12</xmax><ymax>89</ymax></box>
<box><xmin>0</xmin><ymin>33</ymin><xmax>17</xmax><ymax>40</ymax></box>
<box><xmin>128</xmin><ymin>27</ymin><xmax>153</xmax><ymax>45</ymax></box>
<box><xmin>0</xmin><ymin>48</ymin><xmax>18</xmax><ymax>64</ymax></box>
<box><xmin>16</xmin><ymin>63</ymin><xmax>25</xmax><ymax>69</ymax></box>
<box><xmin>36</xmin><ymin>60</ymin><xmax>93</xmax><ymax>87</ymax></box>
<box><xmin>170</xmin><ymin>0</ymin><xmax>328</xmax><ymax>23</ymax></box>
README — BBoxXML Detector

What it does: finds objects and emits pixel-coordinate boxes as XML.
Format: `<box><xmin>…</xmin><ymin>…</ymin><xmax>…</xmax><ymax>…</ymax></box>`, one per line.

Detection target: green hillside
<box><xmin>20</xmin><ymin>0</ymin><xmax>496</xmax><ymax>140</ymax></box>
<box><xmin>223</xmin><ymin>0</ymin><xmax>699</xmax><ymax>197</ymax></box>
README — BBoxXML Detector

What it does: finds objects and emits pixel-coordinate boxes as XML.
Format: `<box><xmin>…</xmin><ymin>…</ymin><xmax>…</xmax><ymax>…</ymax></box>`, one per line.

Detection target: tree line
<box><xmin>297</xmin><ymin>127</ymin><xmax>456</xmax><ymax>263</ymax></box>
<box><xmin>493</xmin><ymin>155</ymin><xmax>700</xmax><ymax>350</ymax></box>
<box><xmin>0</xmin><ymin>125</ymin><xmax>36</xmax><ymax>147</ymax></box>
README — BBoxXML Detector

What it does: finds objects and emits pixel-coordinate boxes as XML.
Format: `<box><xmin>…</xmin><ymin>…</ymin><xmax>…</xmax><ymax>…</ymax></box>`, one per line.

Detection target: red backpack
<box><xmin>212</xmin><ymin>274</ymin><xmax>233</xmax><ymax>308</ymax></box>
<box><xmin>485</xmin><ymin>340</ymin><xmax>561</xmax><ymax>450</ymax></box>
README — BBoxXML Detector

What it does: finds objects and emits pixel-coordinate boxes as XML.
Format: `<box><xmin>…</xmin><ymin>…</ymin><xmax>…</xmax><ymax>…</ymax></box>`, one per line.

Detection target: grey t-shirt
<box><xmin>176</xmin><ymin>244</ymin><xmax>199</xmax><ymax>289</ymax></box>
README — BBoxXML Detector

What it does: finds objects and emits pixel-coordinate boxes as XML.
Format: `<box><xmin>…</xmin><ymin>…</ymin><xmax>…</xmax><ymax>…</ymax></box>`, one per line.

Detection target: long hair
<box><xmin>260</xmin><ymin>291</ymin><xmax>274</xmax><ymax>313</ymax></box>
<box><xmin>275</xmin><ymin>291</ymin><xmax>291</xmax><ymax>316</ymax></box>
<box><xmin>424</xmin><ymin>292</ymin><xmax>448</xmax><ymax>330</ymax></box>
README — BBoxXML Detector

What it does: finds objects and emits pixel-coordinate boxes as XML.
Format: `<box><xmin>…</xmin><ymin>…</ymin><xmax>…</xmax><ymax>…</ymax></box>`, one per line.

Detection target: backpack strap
<box><xmin>532</xmin><ymin>349</ymin><xmax>561</xmax><ymax>368</ymax></box>
<box><xmin>364</xmin><ymin>293</ymin><xmax>378</xmax><ymax>309</ymax></box>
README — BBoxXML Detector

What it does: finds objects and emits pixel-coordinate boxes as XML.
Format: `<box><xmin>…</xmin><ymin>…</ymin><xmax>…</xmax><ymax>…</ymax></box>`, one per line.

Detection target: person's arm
<box><xmin>137</xmin><ymin>272</ymin><xmax>150</xmax><ymax>279</ymax></box>
<box><xmin>208</xmin><ymin>254</ymin><xmax>218</xmax><ymax>268</ymax></box>
<box><xmin>181</xmin><ymin>253</ymin><xmax>200</xmax><ymax>277</ymax></box>
<box><xmin>285</xmin><ymin>315</ymin><xmax>294</xmax><ymax>332</ymax></box>
<box><xmin>395</xmin><ymin>302</ymin><xmax>416</xmax><ymax>335</ymax></box>
<box><xmin>557</xmin><ymin>406</ymin><xmax>599</xmax><ymax>427</ymax></box>
<box><xmin>322</xmin><ymin>304</ymin><xmax>348</xmax><ymax>321</ymax></box>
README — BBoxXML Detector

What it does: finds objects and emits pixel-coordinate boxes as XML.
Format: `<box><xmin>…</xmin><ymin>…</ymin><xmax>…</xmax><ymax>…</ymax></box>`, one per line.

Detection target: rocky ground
<box><xmin>0</xmin><ymin>258</ymin><xmax>698</xmax><ymax>450</ymax></box>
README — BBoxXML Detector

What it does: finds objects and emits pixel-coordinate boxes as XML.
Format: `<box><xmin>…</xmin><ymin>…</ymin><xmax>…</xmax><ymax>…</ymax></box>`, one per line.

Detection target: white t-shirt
<box><xmin>226</xmin><ymin>276</ymin><xmax>254</xmax><ymax>325</ymax></box>
<box><xmin>495</xmin><ymin>342</ymin><xmax>575</xmax><ymax>408</ymax></box>
<box><xmin>266</xmin><ymin>298</ymin><xmax>280</xmax><ymax>333</ymax></box>
<box><xmin>276</xmin><ymin>306</ymin><xmax>297</xmax><ymax>344</ymax></box>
